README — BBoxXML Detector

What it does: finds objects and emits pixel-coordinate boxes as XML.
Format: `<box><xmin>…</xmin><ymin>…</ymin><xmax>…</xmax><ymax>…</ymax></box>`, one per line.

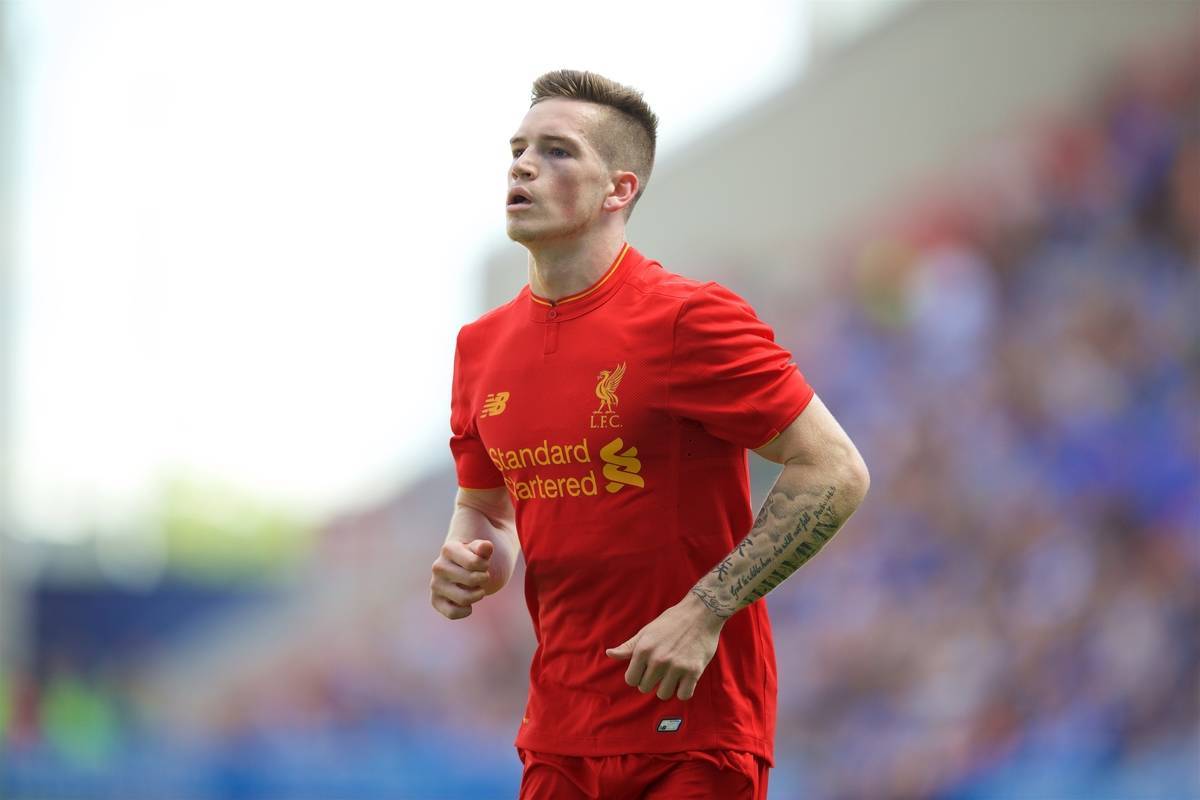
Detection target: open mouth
<box><xmin>507</xmin><ymin>188</ymin><xmax>533</xmax><ymax>208</ymax></box>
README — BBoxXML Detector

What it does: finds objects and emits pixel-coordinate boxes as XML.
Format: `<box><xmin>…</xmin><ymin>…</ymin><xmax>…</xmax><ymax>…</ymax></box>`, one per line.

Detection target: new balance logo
<box><xmin>600</xmin><ymin>437</ymin><xmax>644</xmax><ymax>493</ymax></box>
<box><xmin>657</xmin><ymin>718</ymin><xmax>682</xmax><ymax>733</ymax></box>
<box><xmin>480</xmin><ymin>391</ymin><xmax>510</xmax><ymax>418</ymax></box>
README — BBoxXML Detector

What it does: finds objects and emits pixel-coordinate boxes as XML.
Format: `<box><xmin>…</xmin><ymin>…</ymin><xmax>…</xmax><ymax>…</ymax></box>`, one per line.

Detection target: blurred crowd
<box><xmin>4</xmin><ymin>32</ymin><xmax>1198</xmax><ymax>800</ymax></box>
<box><xmin>749</xmin><ymin>38</ymin><xmax>1200</xmax><ymax>799</ymax></box>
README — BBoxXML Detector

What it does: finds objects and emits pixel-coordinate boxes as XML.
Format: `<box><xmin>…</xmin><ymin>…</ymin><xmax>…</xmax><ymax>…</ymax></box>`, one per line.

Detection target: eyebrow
<box><xmin>509</xmin><ymin>133</ymin><xmax>584</xmax><ymax>148</ymax></box>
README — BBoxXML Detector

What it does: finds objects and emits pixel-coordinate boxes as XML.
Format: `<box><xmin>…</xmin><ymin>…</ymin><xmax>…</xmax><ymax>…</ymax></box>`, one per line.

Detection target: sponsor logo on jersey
<box><xmin>600</xmin><ymin>437</ymin><xmax>644</xmax><ymax>493</ymax></box>
<box><xmin>480</xmin><ymin>391</ymin><xmax>510</xmax><ymax>418</ymax></box>
<box><xmin>489</xmin><ymin>435</ymin><xmax>645</xmax><ymax>501</ymax></box>
<box><xmin>591</xmin><ymin>362</ymin><xmax>625</xmax><ymax>429</ymax></box>
<box><xmin>489</xmin><ymin>439</ymin><xmax>590</xmax><ymax>470</ymax></box>
<box><xmin>657</xmin><ymin>717</ymin><xmax>683</xmax><ymax>733</ymax></box>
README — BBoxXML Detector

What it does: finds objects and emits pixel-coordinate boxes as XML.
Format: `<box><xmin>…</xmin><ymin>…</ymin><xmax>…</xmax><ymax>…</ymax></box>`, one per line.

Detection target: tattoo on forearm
<box><xmin>690</xmin><ymin>586</ymin><xmax>728</xmax><ymax>618</ymax></box>
<box><xmin>690</xmin><ymin>484</ymin><xmax>844</xmax><ymax>618</ymax></box>
<box><xmin>714</xmin><ymin>557</ymin><xmax>733</xmax><ymax>581</ymax></box>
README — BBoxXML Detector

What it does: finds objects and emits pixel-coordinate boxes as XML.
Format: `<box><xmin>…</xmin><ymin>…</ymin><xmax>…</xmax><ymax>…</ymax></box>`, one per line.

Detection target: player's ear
<box><xmin>603</xmin><ymin>170</ymin><xmax>638</xmax><ymax>214</ymax></box>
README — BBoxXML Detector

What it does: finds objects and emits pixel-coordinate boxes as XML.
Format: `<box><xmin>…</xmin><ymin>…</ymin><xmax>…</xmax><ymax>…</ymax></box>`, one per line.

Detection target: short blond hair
<box><xmin>531</xmin><ymin>70</ymin><xmax>658</xmax><ymax>214</ymax></box>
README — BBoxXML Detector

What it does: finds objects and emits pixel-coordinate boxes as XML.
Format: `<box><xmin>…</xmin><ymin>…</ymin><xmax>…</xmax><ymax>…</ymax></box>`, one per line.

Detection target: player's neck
<box><xmin>526</xmin><ymin>228</ymin><xmax>627</xmax><ymax>302</ymax></box>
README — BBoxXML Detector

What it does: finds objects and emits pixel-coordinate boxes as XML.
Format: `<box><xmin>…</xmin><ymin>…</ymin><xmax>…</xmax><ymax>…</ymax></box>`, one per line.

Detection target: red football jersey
<box><xmin>449</xmin><ymin>244</ymin><xmax>814</xmax><ymax>764</ymax></box>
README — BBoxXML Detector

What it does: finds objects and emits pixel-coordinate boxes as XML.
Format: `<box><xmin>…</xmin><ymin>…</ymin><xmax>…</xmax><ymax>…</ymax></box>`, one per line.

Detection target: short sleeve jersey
<box><xmin>450</xmin><ymin>244</ymin><xmax>814</xmax><ymax>765</ymax></box>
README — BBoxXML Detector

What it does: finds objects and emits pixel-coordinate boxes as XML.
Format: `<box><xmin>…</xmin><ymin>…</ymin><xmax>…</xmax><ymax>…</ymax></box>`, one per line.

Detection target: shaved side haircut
<box><xmin>531</xmin><ymin>69</ymin><xmax>659</xmax><ymax>216</ymax></box>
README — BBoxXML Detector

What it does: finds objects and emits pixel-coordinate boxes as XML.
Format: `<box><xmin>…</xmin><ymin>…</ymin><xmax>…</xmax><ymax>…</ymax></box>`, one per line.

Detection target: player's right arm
<box><xmin>430</xmin><ymin>486</ymin><xmax>519</xmax><ymax>620</ymax></box>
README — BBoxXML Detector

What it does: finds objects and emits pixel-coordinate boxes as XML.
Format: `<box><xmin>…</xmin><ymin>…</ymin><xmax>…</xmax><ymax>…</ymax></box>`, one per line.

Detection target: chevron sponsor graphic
<box><xmin>599</xmin><ymin>437</ymin><xmax>644</xmax><ymax>494</ymax></box>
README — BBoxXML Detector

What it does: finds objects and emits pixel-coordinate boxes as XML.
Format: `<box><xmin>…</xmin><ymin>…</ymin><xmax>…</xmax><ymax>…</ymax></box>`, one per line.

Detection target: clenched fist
<box><xmin>431</xmin><ymin>539</ymin><xmax>494</xmax><ymax>620</ymax></box>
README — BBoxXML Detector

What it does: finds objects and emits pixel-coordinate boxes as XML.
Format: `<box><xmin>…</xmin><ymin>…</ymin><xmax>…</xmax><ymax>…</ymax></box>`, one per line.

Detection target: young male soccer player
<box><xmin>430</xmin><ymin>70</ymin><xmax>870</xmax><ymax>799</ymax></box>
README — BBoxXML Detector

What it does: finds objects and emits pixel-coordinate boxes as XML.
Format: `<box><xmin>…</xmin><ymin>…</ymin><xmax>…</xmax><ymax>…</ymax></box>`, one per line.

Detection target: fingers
<box><xmin>624</xmin><ymin>649</ymin><xmax>648</xmax><ymax>689</ymax></box>
<box><xmin>431</xmin><ymin>596</ymin><xmax>473</xmax><ymax>620</ymax></box>
<box><xmin>469</xmin><ymin>539</ymin><xmax>494</xmax><ymax>560</ymax></box>
<box><xmin>431</xmin><ymin>557</ymin><xmax>487</xmax><ymax>601</ymax></box>
<box><xmin>432</xmin><ymin>556</ymin><xmax>488</xmax><ymax>589</ymax></box>
<box><xmin>637</xmin><ymin>660</ymin><xmax>668</xmax><ymax>694</ymax></box>
<box><xmin>430</xmin><ymin>540</ymin><xmax>493</xmax><ymax>621</ymax></box>
<box><xmin>656</xmin><ymin>670</ymin><xmax>682</xmax><ymax>701</ymax></box>
<box><xmin>443</xmin><ymin>540</ymin><xmax>491</xmax><ymax>573</ymax></box>
<box><xmin>614</xmin><ymin>635</ymin><xmax>693</xmax><ymax>699</ymax></box>
<box><xmin>608</xmin><ymin>602</ymin><xmax>719</xmax><ymax>700</ymax></box>
<box><xmin>605</xmin><ymin>637</ymin><xmax>636</xmax><ymax>660</ymax></box>
<box><xmin>440</xmin><ymin>580</ymin><xmax>486</xmax><ymax>607</ymax></box>
<box><xmin>627</xmin><ymin>655</ymin><xmax>699</xmax><ymax>701</ymax></box>
<box><xmin>431</xmin><ymin>588</ymin><xmax>480</xmax><ymax>619</ymax></box>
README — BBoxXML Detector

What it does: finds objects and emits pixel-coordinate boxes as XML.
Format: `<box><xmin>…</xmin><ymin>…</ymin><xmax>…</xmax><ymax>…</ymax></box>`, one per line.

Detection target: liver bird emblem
<box><xmin>594</xmin><ymin>362</ymin><xmax>626</xmax><ymax>415</ymax></box>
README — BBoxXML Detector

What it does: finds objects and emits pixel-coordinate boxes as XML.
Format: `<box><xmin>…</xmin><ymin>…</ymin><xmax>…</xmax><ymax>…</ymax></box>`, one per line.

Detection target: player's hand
<box><xmin>604</xmin><ymin>593</ymin><xmax>726</xmax><ymax>701</ymax></box>
<box><xmin>430</xmin><ymin>539</ymin><xmax>494</xmax><ymax>620</ymax></box>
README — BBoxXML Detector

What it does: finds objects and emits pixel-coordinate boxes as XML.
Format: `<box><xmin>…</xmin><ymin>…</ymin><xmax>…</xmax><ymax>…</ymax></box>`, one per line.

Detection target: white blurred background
<box><xmin>4</xmin><ymin>0</ymin><xmax>869</xmax><ymax>538</ymax></box>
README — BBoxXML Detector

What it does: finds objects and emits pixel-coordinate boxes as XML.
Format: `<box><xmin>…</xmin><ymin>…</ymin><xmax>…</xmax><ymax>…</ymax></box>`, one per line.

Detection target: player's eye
<box><xmin>511</xmin><ymin>147</ymin><xmax>525</xmax><ymax>159</ymax></box>
<box><xmin>549</xmin><ymin>147</ymin><xmax>569</xmax><ymax>158</ymax></box>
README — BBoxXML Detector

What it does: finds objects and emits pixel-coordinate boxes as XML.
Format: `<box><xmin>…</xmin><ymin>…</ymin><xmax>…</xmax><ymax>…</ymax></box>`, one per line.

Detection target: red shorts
<box><xmin>517</xmin><ymin>748</ymin><xmax>770</xmax><ymax>800</ymax></box>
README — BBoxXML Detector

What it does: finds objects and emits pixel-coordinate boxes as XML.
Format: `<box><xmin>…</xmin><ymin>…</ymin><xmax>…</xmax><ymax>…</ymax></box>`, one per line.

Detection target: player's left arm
<box><xmin>605</xmin><ymin>393</ymin><xmax>869</xmax><ymax>700</ymax></box>
<box><xmin>693</xmin><ymin>392</ymin><xmax>869</xmax><ymax>614</ymax></box>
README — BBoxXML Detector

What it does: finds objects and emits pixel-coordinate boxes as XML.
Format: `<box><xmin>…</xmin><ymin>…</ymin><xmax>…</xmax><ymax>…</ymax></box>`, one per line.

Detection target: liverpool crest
<box><xmin>591</xmin><ymin>362</ymin><xmax>625</xmax><ymax>429</ymax></box>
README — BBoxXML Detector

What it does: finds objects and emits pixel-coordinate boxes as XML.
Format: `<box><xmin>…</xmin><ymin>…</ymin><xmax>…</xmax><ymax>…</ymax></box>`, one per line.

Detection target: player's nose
<box><xmin>511</xmin><ymin>151</ymin><xmax>536</xmax><ymax>180</ymax></box>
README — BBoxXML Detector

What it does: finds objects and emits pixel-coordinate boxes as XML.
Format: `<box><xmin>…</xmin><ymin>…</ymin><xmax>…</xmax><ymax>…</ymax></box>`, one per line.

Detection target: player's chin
<box><xmin>505</xmin><ymin>220</ymin><xmax>543</xmax><ymax>244</ymax></box>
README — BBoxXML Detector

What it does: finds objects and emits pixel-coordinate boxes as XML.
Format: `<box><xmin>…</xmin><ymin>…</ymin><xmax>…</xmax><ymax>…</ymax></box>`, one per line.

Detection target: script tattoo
<box><xmin>690</xmin><ymin>484</ymin><xmax>843</xmax><ymax>619</ymax></box>
<box><xmin>691</xmin><ymin>586</ymin><xmax>727</xmax><ymax>618</ymax></box>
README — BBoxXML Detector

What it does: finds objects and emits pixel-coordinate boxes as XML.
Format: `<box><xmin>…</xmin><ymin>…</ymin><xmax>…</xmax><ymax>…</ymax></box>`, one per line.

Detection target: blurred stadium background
<box><xmin>1</xmin><ymin>1</ymin><xmax>1198</xmax><ymax>798</ymax></box>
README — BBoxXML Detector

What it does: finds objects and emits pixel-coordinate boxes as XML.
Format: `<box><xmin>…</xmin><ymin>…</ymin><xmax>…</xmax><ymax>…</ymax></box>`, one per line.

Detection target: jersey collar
<box><xmin>527</xmin><ymin>243</ymin><xmax>641</xmax><ymax>323</ymax></box>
